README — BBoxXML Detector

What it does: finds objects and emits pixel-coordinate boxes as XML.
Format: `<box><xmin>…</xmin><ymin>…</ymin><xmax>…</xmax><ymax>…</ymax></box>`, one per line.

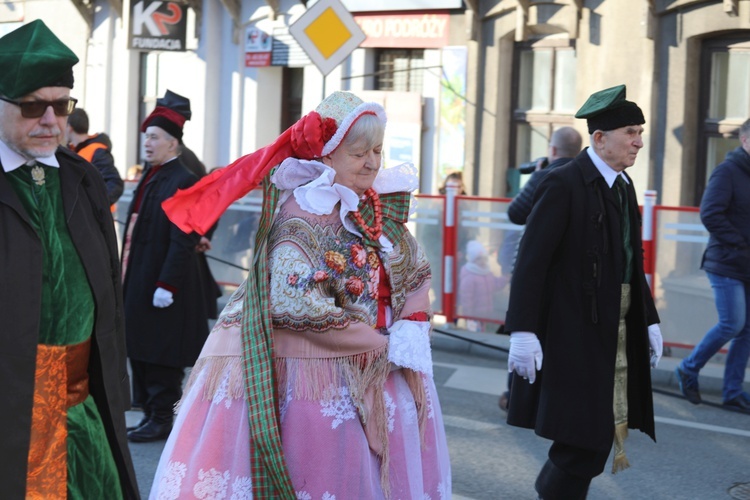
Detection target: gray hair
<box><xmin>340</xmin><ymin>113</ymin><xmax>385</xmax><ymax>151</ymax></box>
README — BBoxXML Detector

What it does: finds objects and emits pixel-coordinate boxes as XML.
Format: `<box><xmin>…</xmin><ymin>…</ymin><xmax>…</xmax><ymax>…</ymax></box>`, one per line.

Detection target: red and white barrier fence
<box><xmin>115</xmin><ymin>187</ymin><xmax>716</xmax><ymax>355</ymax></box>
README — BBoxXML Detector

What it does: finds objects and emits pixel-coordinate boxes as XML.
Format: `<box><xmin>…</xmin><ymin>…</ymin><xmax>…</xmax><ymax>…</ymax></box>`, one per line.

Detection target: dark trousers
<box><xmin>535</xmin><ymin>441</ymin><xmax>610</xmax><ymax>500</ymax></box>
<box><xmin>130</xmin><ymin>359</ymin><xmax>184</xmax><ymax>424</ymax></box>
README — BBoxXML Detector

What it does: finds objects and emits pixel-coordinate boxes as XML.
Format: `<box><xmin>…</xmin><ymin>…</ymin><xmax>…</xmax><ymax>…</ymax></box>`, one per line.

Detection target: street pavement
<box><xmin>127</xmin><ymin>322</ymin><xmax>750</xmax><ymax>499</ymax></box>
<box><xmin>430</xmin><ymin>323</ymin><xmax>750</xmax><ymax>399</ymax></box>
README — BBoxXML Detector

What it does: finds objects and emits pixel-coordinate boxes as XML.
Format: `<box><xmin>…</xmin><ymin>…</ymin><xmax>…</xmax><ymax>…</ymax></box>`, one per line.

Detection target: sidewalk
<box><xmin>430</xmin><ymin>322</ymin><xmax>749</xmax><ymax>400</ymax></box>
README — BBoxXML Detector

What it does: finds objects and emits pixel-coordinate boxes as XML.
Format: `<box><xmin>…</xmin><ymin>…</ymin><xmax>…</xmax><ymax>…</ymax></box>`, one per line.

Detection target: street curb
<box><xmin>430</xmin><ymin>323</ymin><xmax>749</xmax><ymax>400</ymax></box>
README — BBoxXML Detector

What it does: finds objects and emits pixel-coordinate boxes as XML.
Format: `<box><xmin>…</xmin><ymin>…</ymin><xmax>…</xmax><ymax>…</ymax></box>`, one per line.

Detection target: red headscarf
<box><xmin>161</xmin><ymin>91</ymin><xmax>386</xmax><ymax>235</ymax></box>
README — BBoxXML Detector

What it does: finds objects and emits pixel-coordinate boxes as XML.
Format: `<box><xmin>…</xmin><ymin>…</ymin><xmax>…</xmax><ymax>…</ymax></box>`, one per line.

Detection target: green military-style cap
<box><xmin>575</xmin><ymin>84</ymin><xmax>645</xmax><ymax>134</ymax></box>
<box><xmin>575</xmin><ymin>84</ymin><xmax>627</xmax><ymax>118</ymax></box>
<box><xmin>0</xmin><ymin>19</ymin><xmax>79</xmax><ymax>100</ymax></box>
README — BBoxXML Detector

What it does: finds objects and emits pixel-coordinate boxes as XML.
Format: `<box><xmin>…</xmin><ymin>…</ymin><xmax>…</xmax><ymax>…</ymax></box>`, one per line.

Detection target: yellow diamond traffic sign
<box><xmin>304</xmin><ymin>8</ymin><xmax>352</xmax><ymax>59</ymax></box>
<box><xmin>290</xmin><ymin>0</ymin><xmax>366</xmax><ymax>75</ymax></box>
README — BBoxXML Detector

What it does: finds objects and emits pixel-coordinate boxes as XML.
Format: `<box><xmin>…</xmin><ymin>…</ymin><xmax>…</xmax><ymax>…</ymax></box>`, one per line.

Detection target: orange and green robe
<box><xmin>6</xmin><ymin>165</ymin><xmax>123</xmax><ymax>499</ymax></box>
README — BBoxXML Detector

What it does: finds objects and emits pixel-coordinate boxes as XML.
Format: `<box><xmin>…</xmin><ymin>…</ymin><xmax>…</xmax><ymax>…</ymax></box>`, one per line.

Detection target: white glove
<box><xmin>153</xmin><ymin>287</ymin><xmax>174</xmax><ymax>308</ymax></box>
<box><xmin>648</xmin><ymin>323</ymin><xmax>663</xmax><ymax>368</ymax></box>
<box><xmin>508</xmin><ymin>332</ymin><xmax>543</xmax><ymax>384</ymax></box>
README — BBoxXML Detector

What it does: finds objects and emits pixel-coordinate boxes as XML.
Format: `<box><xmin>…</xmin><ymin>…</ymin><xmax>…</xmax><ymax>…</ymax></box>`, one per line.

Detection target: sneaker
<box><xmin>722</xmin><ymin>394</ymin><xmax>750</xmax><ymax>414</ymax></box>
<box><xmin>675</xmin><ymin>366</ymin><xmax>701</xmax><ymax>404</ymax></box>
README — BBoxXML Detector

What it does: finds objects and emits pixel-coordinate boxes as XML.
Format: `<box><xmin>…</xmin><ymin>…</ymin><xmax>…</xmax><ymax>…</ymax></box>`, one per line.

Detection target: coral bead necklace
<box><xmin>350</xmin><ymin>188</ymin><xmax>383</xmax><ymax>241</ymax></box>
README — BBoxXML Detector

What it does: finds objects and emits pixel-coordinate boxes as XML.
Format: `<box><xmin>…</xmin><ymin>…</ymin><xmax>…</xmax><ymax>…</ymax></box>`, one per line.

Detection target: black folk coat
<box><xmin>0</xmin><ymin>148</ymin><xmax>139</xmax><ymax>498</ymax></box>
<box><xmin>505</xmin><ymin>149</ymin><xmax>659</xmax><ymax>453</ymax></box>
<box><xmin>122</xmin><ymin>157</ymin><xmax>219</xmax><ymax>368</ymax></box>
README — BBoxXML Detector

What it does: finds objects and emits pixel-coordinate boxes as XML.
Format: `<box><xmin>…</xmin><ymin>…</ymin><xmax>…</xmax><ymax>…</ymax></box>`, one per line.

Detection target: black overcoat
<box><xmin>122</xmin><ymin>157</ymin><xmax>218</xmax><ymax>368</ymax></box>
<box><xmin>0</xmin><ymin>147</ymin><xmax>139</xmax><ymax>498</ymax></box>
<box><xmin>505</xmin><ymin>149</ymin><xmax>659</xmax><ymax>452</ymax></box>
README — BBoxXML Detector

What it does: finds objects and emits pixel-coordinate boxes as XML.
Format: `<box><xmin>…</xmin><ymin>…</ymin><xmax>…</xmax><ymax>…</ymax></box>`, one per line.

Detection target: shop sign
<box><xmin>245</xmin><ymin>26</ymin><xmax>272</xmax><ymax>67</ymax></box>
<box><xmin>129</xmin><ymin>0</ymin><xmax>187</xmax><ymax>52</ymax></box>
<box><xmin>355</xmin><ymin>13</ymin><xmax>449</xmax><ymax>49</ymax></box>
<box><xmin>342</xmin><ymin>0</ymin><xmax>462</xmax><ymax>11</ymax></box>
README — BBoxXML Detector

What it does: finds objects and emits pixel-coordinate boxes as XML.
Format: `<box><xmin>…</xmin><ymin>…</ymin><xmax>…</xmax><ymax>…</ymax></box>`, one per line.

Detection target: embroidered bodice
<box><xmin>268</xmin><ymin>197</ymin><xmax>430</xmax><ymax>331</ymax></box>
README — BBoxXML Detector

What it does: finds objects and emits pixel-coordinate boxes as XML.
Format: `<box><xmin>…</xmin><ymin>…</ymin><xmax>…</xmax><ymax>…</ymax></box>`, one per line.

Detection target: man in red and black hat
<box><xmin>0</xmin><ymin>20</ymin><xmax>138</xmax><ymax>498</ymax></box>
<box><xmin>122</xmin><ymin>89</ymin><xmax>219</xmax><ymax>443</ymax></box>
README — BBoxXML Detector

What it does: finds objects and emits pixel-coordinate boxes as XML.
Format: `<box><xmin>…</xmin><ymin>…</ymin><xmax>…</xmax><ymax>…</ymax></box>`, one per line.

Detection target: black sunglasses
<box><xmin>0</xmin><ymin>96</ymin><xmax>78</xmax><ymax>118</ymax></box>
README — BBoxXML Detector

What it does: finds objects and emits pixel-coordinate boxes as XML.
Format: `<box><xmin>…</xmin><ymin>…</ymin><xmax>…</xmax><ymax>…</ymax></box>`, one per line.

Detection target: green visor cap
<box><xmin>575</xmin><ymin>84</ymin><xmax>627</xmax><ymax>119</ymax></box>
<box><xmin>0</xmin><ymin>19</ymin><xmax>79</xmax><ymax>100</ymax></box>
<box><xmin>575</xmin><ymin>84</ymin><xmax>644</xmax><ymax>133</ymax></box>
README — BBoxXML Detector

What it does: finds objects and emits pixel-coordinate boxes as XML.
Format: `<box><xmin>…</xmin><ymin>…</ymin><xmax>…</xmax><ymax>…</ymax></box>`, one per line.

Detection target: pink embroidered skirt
<box><xmin>149</xmin><ymin>286</ymin><xmax>451</xmax><ymax>499</ymax></box>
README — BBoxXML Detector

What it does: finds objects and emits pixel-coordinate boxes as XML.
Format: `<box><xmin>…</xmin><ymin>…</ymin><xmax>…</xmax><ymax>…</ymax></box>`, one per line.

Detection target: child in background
<box><xmin>458</xmin><ymin>240</ymin><xmax>508</xmax><ymax>331</ymax></box>
<box><xmin>438</xmin><ymin>171</ymin><xmax>467</xmax><ymax>194</ymax></box>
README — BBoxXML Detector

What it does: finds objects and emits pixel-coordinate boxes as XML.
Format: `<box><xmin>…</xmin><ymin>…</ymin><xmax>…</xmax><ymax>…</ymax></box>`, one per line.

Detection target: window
<box><xmin>376</xmin><ymin>49</ymin><xmax>424</xmax><ymax>93</ymax></box>
<box><xmin>697</xmin><ymin>37</ymin><xmax>750</xmax><ymax>202</ymax></box>
<box><xmin>511</xmin><ymin>39</ymin><xmax>577</xmax><ymax>170</ymax></box>
<box><xmin>281</xmin><ymin>67</ymin><xmax>304</xmax><ymax>132</ymax></box>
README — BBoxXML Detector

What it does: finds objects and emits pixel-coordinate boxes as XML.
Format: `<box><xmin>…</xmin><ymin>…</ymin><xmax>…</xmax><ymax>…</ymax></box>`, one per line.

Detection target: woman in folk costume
<box><xmin>150</xmin><ymin>91</ymin><xmax>451</xmax><ymax>499</ymax></box>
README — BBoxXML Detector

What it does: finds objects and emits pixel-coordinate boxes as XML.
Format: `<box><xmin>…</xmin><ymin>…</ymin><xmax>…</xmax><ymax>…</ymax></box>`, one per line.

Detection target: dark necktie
<box><xmin>614</xmin><ymin>175</ymin><xmax>633</xmax><ymax>283</ymax></box>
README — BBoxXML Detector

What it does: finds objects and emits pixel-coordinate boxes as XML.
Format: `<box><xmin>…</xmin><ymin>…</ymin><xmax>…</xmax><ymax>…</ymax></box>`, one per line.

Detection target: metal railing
<box><xmin>116</xmin><ymin>182</ymin><xmax>717</xmax><ymax>355</ymax></box>
<box><xmin>409</xmin><ymin>187</ymin><xmax>716</xmax><ymax>356</ymax></box>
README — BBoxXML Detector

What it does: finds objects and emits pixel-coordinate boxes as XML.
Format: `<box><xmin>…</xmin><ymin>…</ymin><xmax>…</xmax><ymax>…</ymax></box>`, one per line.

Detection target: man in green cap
<box><xmin>503</xmin><ymin>84</ymin><xmax>663</xmax><ymax>499</ymax></box>
<box><xmin>0</xmin><ymin>19</ymin><xmax>139</xmax><ymax>499</ymax></box>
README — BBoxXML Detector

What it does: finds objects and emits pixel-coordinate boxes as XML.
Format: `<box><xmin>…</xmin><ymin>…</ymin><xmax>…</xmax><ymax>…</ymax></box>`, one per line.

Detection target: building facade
<box><xmin>2</xmin><ymin>0</ymin><xmax>749</xmax><ymax>205</ymax></box>
<box><xmin>469</xmin><ymin>0</ymin><xmax>750</xmax><ymax>206</ymax></box>
<box><xmin>0</xmin><ymin>0</ymin><xmax>468</xmax><ymax>194</ymax></box>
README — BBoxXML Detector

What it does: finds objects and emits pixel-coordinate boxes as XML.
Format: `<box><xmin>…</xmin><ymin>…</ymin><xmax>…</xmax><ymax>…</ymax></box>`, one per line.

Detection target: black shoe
<box><xmin>498</xmin><ymin>391</ymin><xmax>509</xmax><ymax>412</ymax></box>
<box><xmin>535</xmin><ymin>459</ymin><xmax>590</xmax><ymax>500</ymax></box>
<box><xmin>126</xmin><ymin>415</ymin><xmax>150</xmax><ymax>432</ymax></box>
<box><xmin>722</xmin><ymin>394</ymin><xmax>750</xmax><ymax>414</ymax></box>
<box><xmin>675</xmin><ymin>367</ymin><xmax>701</xmax><ymax>404</ymax></box>
<box><xmin>127</xmin><ymin>419</ymin><xmax>172</xmax><ymax>443</ymax></box>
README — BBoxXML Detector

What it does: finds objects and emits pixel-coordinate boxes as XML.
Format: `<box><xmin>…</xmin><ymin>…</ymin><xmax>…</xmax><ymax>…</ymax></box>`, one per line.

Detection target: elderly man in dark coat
<box><xmin>122</xmin><ymin>90</ymin><xmax>220</xmax><ymax>442</ymax></box>
<box><xmin>504</xmin><ymin>85</ymin><xmax>663</xmax><ymax>500</ymax></box>
<box><xmin>0</xmin><ymin>20</ymin><xmax>138</xmax><ymax>498</ymax></box>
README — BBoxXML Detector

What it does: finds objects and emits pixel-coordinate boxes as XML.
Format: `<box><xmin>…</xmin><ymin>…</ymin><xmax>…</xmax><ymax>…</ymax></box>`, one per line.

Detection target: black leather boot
<box><xmin>535</xmin><ymin>459</ymin><xmax>591</xmax><ymax>500</ymax></box>
<box><xmin>127</xmin><ymin>416</ymin><xmax>172</xmax><ymax>443</ymax></box>
<box><xmin>126</xmin><ymin>412</ymin><xmax>151</xmax><ymax>432</ymax></box>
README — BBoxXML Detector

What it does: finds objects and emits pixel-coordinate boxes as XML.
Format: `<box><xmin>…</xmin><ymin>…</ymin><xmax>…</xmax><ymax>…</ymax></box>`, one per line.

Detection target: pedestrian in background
<box><xmin>507</xmin><ymin>126</ymin><xmax>582</xmax><ymax>225</ymax></box>
<box><xmin>141</xmin><ymin>93</ymin><xmax>207</xmax><ymax>180</ymax></box>
<box><xmin>178</xmin><ymin>142</ymin><xmax>207</xmax><ymax>178</ymax></box>
<box><xmin>0</xmin><ymin>20</ymin><xmax>138</xmax><ymax>498</ymax></box>
<box><xmin>675</xmin><ymin>118</ymin><xmax>750</xmax><ymax>414</ymax></box>
<box><xmin>458</xmin><ymin>239</ymin><xmax>508</xmax><ymax>332</ymax></box>
<box><xmin>505</xmin><ymin>85</ymin><xmax>663</xmax><ymax>499</ymax></box>
<box><xmin>438</xmin><ymin>170</ymin><xmax>466</xmax><ymax>194</ymax></box>
<box><xmin>66</xmin><ymin>107</ymin><xmax>124</xmax><ymax>206</ymax></box>
<box><xmin>498</xmin><ymin>125</ymin><xmax>583</xmax><ymax>412</ymax></box>
<box><xmin>122</xmin><ymin>89</ymin><xmax>219</xmax><ymax>443</ymax></box>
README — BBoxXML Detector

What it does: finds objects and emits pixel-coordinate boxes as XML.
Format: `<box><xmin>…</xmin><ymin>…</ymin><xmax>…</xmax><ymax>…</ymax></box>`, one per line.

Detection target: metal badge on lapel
<box><xmin>31</xmin><ymin>164</ymin><xmax>45</xmax><ymax>186</ymax></box>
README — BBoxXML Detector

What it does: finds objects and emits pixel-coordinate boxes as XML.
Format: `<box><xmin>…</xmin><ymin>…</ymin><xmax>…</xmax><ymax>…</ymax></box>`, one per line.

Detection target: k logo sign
<box><xmin>133</xmin><ymin>1</ymin><xmax>183</xmax><ymax>36</ymax></box>
<box><xmin>129</xmin><ymin>0</ymin><xmax>188</xmax><ymax>52</ymax></box>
